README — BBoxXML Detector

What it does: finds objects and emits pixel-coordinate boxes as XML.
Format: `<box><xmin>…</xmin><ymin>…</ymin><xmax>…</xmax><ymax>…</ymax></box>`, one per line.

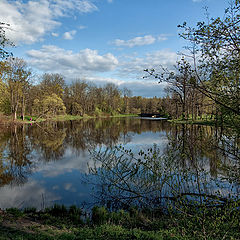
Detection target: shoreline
<box><xmin>1</xmin><ymin>115</ymin><xmax>237</xmax><ymax>131</ymax></box>
<box><xmin>0</xmin><ymin>114</ymin><xmax>139</xmax><ymax>126</ymax></box>
<box><xmin>0</xmin><ymin>204</ymin><xmax>239</xmax><ymax>240</ymax></box>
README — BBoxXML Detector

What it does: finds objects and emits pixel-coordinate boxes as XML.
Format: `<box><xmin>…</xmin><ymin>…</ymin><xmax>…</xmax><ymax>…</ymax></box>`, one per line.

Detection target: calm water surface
<box><xmin>0</xmin><ymin>117</ymin><xmax>239</xmax><ymax>210</ymax></box>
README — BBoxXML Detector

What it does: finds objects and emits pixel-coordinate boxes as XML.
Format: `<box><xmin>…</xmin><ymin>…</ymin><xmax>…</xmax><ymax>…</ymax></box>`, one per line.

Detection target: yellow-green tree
<box><xmin>0</xmin><ymin>58</ymin><xmax>31</xmax><ymax>120</ymax></box>
<box><xmin>0</xmin><ymin>62</ymin><xmax>10</xmax><ymax>113</ymax></box>
<box><xmin>33</xmin><ymin>93</ymin><xmax>66</xmax><ymax>118</ymax></box>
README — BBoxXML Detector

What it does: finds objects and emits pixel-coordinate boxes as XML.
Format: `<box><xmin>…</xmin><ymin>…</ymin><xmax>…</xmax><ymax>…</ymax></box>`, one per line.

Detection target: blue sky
<box><xmin>1</xmin><ymin>0</ymin><xmax>228</xmax><ymax>97</ymax></box>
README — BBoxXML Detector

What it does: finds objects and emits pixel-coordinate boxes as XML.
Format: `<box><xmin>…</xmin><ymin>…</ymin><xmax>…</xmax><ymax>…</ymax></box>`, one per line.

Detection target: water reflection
<box><xmin>89</xmin><ymin>123</ymin><xmax>240</xmax><ymax>210</ymax></box>
<box><xmin>0</xmin><ymin>125</ymin><xmax>33</xmax><ymax>186</ymax></box>
<box><xmin>0</xmin><ymin>118</ymin><xmax>239</xmax><ymax>210</ymax></box>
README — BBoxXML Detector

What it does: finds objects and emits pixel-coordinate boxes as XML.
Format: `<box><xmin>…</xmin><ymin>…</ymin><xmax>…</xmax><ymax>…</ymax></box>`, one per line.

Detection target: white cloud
<box><xmin>37</xmin><ymin>147</ymin><xmax>102</xmax><ymax>177</ymax></box>
<box><xmin>0</xmin><ymin>180</ymin><xmax>60</xmax><ymax>210</ymax></box>
<box><xmin>63</xmin><ymin>30</ymin><xmax>77</xmax><ymax>40</ymax></box>
<box><xmin>82</xmin><ymin>49</ymin><xmax>177</xmax><ymax>97</ymax></box>
<box><xmin>51</xmin><ymin>32</ymin><xmax>59</xmax><ymax>37</ymax></box>
<box><xmin>119</xmin><ymin>80</ymin><xmax>169</xmax><ymax>97</ymax></box>
<box><xmin>78</xmin><ymin>25</ymin><xmax>87</xmax><ymax>30</ymax></box>
<box><xmin>118</xmin><ymin>49</ymin><xmax>178</xmax><ymax>78</ymax></box>
<box><xmin>26</xmin><ymin>46</ymin><xmax>177</xmax><ymax>97</ymax></box>
<box><xmin>158</xmin><ymin>34</ymin><xmax>169</xmax><ymax>41</ymax></box>
<box><xmin>0</xmin><ymin>0</ymin><xmax>98</xmax><ymax>45</ymax></box>
<box><xmin>50</xmin><ymin>0</ymin><xmax>98</xmax><ymax>16</ymax></box>
<box><xmin>113</xmin><ymin>35</ymin><xmax>156</xmax><ymax>48</ymax></box>
<box><xmin>112</xmin><ymin>34</ymin><xmax>168</xmax><ymax>48</ymax></box>
<box><xmin>63</xmin><ymin>183</ymin><xmax>76</xmax><ymax>192</ymax></box>
<box><xmin>0</xmin><ymin>0</ymin><xmax>59</xmax><ymax>44</ymax></box>
<box><xmin>107</xmin><ymin>0</ymin><xmax>113</xmax><ymax>3</ymax></box>
<box><xmin>85</xmin><ymin>77</ymin><xmax>168</xmax><ymax>97</ymax></box>
<box><xmin>27</xmin><ymin>45</ymin><xmax>119</xmax><ymax>76</ymax></box>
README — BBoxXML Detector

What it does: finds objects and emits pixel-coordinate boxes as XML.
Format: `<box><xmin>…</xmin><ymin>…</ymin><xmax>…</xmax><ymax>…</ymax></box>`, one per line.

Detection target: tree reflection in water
<box><xmin>0</xmin><ymin>118</ymin><xmax>239</xmax><ymax>210</ymax></box>
<box><xmin>0</xmin><ymin>125</ymin><xmax>32</xmax><ymax>186</ymax></box>
<box><xmin>89</xmin><ymin>124</ymin><xmax>240</xmax><ymax>211</ymax></box>
<box><xmin>0</xmin><ymin>118</ymin><xmax>168</xmax><ymax>187</ymax></box>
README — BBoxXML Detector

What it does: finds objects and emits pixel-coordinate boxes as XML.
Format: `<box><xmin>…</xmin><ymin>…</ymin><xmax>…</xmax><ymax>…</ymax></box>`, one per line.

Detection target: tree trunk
<box><xmin>21</xmin><ymin>96</ymin><xmax>25</xmax><ymax>121</ymax></box>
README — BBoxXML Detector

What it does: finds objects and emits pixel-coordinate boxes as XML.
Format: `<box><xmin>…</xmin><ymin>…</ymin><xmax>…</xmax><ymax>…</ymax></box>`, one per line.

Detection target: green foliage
<box><xmin>0</xmin><ymin>22</ymin><xmax>13</xmax><ymax>59</ymax></box>
<box><xmin>178</xmin><ymin>2</ymin><xmax>240</xmax><ymax>118</ymax></box>
<box><xmin>40</xmin><ymin>73</ymin><xmax>65</xmax><ymax>98</ymax></box>
<box><xmin>144</xmin><ymin>1</ymin><xmax>240</xmax><ymax>127</ymax></box>
<box><xmin>71</xmin><ymin>102</ymin><xmax>83</xmax><ymax>116</ymax></box>
<box><xmin>94</xmin><ymin>106</ymin><xmax>104</xmax><ymax>117</ymax></box>
<box><xmin>68</xmin><ymin>205</ymin><xmax>83</xmax><ymax>224</ymax></box>
<box><xmin>40</xmin><ymin>204</ymin><xmax>84</xmax><ymax>226</ymax></box>
<box><xmin>44</xmin><ymin>204</ymin><xmax>69</xmax><ymax>218</ymax></box>
<box><xmin>33</xmin><ymin>94</ymin><xmax>66</xmax><ymax>117</ymax></box>
<box><xmin>92</xmin><ymin>206</ymin><xmax>109</xmax><ymax>225</ymax></box>
<box><xmin>89</xmin><ymin>137</ymin><xmax>240</xmax><ymax>239</ymax></box>
<box><xmin>0</xmin><ymin>222</ymin><xmax>187</xmax><ymax>240</ymax></box>
<box><xmin>0</xmin><ymin>58</ymin><xmax>32</xmax><ymax>120</ymax></box>
<box><xmin>6</xmin><ymin>208</ymin><xmax>24</xmax><ymax>218</ymax></box>
<box><xmin>24</xmin><ymin>116</ymin><xmax>37</xmax><ymax>121</ymax></box>
<box><xmin>1</xmin><ymin>199</ymin><xmax>240</xmax><ymax>239</ymax></box>
<box><xmin>42</xmin><ymin>94</ymin><xmax>66</xmax><ymax>116</ymax></box>
<box><xmin>110</xmin><ymin>209</ymin><xmax>131</xmax><ymax>225</ymax></box>
<box><xmin>0</xmin><ymin>75</ymin><xmax>10</xmax><ymax>114</ymax></box>
<box><xmin>23</xmin><ymin>207</ymin><xmax>37</xmax><ymax>214</ymax></box>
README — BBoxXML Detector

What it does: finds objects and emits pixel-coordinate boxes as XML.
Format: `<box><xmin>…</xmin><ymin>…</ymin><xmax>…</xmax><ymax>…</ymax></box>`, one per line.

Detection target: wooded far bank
<box><xmin>0</xmin><ymin>1</ymin><xmax>239</xmax><ymax>129</ymax></box>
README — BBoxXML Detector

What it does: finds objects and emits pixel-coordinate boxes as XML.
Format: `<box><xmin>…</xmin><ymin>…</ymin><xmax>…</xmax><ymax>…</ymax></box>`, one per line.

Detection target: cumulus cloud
<box><xmin>118</xmin><ymin>49</ymin><xmax>178</xmax><ymax>78</ymax></box>
<box><xmin>112</xmin><ymin>34</ymin><xmax>168</xmax><ymax>48</ymax></box>
<box><xmin>63</xmin><ymin>30</ymin><xmax>77</xmax><ymax>40</ymax></box>
<box><xmin>51</xmin><ymin>32</ymin><xmax>59</xmax><ymax>37</ymax></box>
<box><xmin>0</xmin><ymin>0</ymin><xmax>98</xmax><ymax>45</ymax></box>
<box><xmin>27</xmin><ymin>45</ymin><xmax>119</xmax><ymax>75</ymax></box>
<box><xmin>26</xmin><ymin>46</ymin><xmax>177</xmax><ymax>96</ymax></box>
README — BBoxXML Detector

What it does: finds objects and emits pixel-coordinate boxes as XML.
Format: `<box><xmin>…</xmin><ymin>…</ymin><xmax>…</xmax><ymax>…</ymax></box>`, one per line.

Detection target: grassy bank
<box><xmin>0</xmin><ymin>206</ymin><xmax>180</xmax><ymax>240</ymax></box>
<box><xmin>167</xmin><ymin>113</ymin><xmax>240</xmax><ymax>129</ymax></box>
<box><xmin>0</xmin><ymin>204</ymin><xmax>239</xmax><ymax>240</ymax></box>
<box><xmin>110</xmin><ymin>114</ymin><xmax>138</xmax><ymax>118</ymax></box>
<box><xmin>34</xmin><ymin>114</ymin><xmax>138</xmax><ymax>122</ymax></box>
<box><xmin>0</xmin><ymin>113</ymin><xmax>138</xmax><ymax>126</ymax></box>
<box><xmin>168</xmin><ymin>118</ymin><xmax>216</xmax><ymax>126</ymax></box>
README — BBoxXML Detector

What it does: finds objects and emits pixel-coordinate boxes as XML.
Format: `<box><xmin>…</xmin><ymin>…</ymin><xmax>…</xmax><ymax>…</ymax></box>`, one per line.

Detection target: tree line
<box><xmin>145</xmin><ymin>1</ymin><xmax>240</xmax><ymax>127</ymax></box>
<box><xmin>0</xmin><ymin>59</ymin><xmax>170</xmax><ymax>120</ymax></box>
<box><xmin>0</xmin><ymin>1</ymin><xmax>239</xmax><ymax>126</ymax></box>
<box><xmin>0</xmin><ymin>53</ymin><xmax>237</xmax><ymax>124</ymax></box>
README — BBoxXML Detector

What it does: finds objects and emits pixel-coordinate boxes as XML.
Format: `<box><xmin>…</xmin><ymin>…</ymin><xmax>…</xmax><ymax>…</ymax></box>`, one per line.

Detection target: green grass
<box><xmin>110</xmin><ymin>114</ymin><xmax>138</xmax><ymax>118</ymax></box>
<box><xmin>1</xmin><ymin>112</ymin><xmax>138</xmax><ymax>126</ymax></box>
<box><xmin>0</xmin><ymin>204</ymin><xmax>239</xmax><ymax>240</ymax></box>
<box><xmin>167</xmin><ymin>113</ymin><xmax>240</xmax><ymax>129</ymax></box>
<box><xmin>5</xmin><ymin>208</ymin><xmax>24</xmax><ymax>218</ymax></box>
<box><xmin>42</xmin><ymin>114</ymin><xmax>137</xmax><ymax>122</ymax></box>
<box><xmin>50</xmin><ymin>115</ymin><xmax>85</xmax><ymax>121</ymax></box>
<box><xmin>0</xmin><ymin>224</ymin><xmax>187</xmax><ymax>240</ymax></box>
<box><xmin>14</xmin><ymin>113</ymin><xmax>138</xmax><ymax>124</ymax></box>
<box><xmin>168</xmin><ymin>118</ymin><xmax>216</xmax><ymax>126</ymax></box>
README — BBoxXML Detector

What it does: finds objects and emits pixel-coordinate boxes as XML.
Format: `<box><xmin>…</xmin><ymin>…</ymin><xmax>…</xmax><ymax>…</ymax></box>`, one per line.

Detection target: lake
<box><xmin>0</xmin><ymin>117</ymin><xmax>239</xmax><ymax>210</ymax></box>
